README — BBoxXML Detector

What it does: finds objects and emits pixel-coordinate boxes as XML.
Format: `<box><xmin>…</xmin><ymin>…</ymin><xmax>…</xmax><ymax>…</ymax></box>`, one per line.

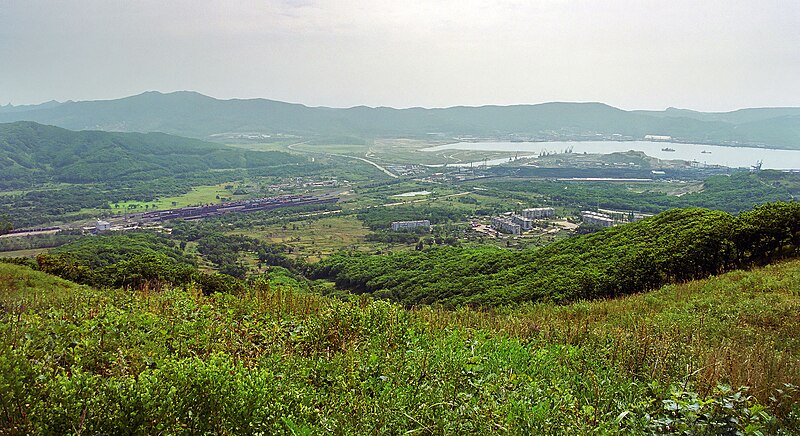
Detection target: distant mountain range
<box><xmin>1</xmin><ymin>91</ymin><xmax>799</xmax><ymax>148</ymax></box>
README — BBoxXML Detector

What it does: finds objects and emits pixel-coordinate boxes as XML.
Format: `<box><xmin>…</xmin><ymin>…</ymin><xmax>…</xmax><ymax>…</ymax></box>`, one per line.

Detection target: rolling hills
<box><xmin>2</xmin><ymin>91</ymin><xmax>799</xmax><ymax>148</ymax></box>
<box><xmin>0</xmin><ymin>121</ymin><xmax>319</xmax><ymax>228</ymax></box>
<box><xmin>0</xmin><ymin>121</ymin><xmax>307</xmax><ymax>189</ymax></box>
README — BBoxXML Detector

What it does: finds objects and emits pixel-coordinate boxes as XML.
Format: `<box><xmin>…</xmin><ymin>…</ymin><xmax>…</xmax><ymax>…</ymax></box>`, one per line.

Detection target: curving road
<box><xmin>287</xmin><ymin>142</ymin><xmax>398</xmax><ymax>178</ymax></box>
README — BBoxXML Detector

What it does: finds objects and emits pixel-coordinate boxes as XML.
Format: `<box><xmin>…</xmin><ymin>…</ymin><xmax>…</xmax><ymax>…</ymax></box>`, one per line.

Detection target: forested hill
<box><xmin>311</xmin><ymin>202</ymin><xmax>800</xmax><ymax>306</ymax></box>
<box><xmin>0</xmin><ymin>121</ymin><xmax>305</xmax><ymax>188</ymax></box>
<box><xmin>2</xmin><ymin>91</ymin><xmax>800</xmax><ymax>148</ymax></box>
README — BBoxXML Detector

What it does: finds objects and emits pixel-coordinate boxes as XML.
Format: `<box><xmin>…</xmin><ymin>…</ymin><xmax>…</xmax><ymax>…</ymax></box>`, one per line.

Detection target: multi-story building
<box><xmin>511</xmin><ymin>215</ymin><xmax>534</xmax><ymax>231</ymax></box>
<box><xmin>491</xmin><ymin>217</ymin><xmax>521</xmax><ymax>235</ymax></box>
<box><xmin>580</xmin><ymin>211</ymin><xmax>615</xmax><ymax>228</ymax></box>
<box><xmin>521</xmin><ymin>207</ymin><xmax>555</xmax><ymax>219</ymax></box>
<box><xmin>597</xmin><ymin>208</ymin><xmax>653</xmax><ymax>223</ymax></box>
<box><xmin>96</xmin><ymin>220</ymin><xmax>112</xmax><ymax>232</ymax></box>
<box><xmin>391</xmin><ymin>220</ymin><xmax>431</xmax><ymax>231</ymax></box>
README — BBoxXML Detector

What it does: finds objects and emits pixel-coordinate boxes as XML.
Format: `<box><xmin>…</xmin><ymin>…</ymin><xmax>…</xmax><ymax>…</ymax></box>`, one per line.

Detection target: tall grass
<box><xmin>1</xmin><ymin>261</ymin><xmax>798</xmax><ymax>433</ymax></box>
<box><xmin>414</xmin><ymin>261</ymin><xmax>800</xmax><ymax>400</ymax></box>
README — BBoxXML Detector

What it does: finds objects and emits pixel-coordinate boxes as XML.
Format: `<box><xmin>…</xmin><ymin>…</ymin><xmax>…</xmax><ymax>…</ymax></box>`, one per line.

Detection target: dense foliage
<box><xmin>0</xmin><ymin>121</ymin><xmax>307</xmax><ymax>188</ymax></box>
<box><xmin>1</xmin><ymin>259</ymin><xmax>798</xmax><ymax>433</ymax></box>
<box><xmin>51</xmin><ymin>232</ymin><xmax>195</xmax><ymax>268</ymax></box>
<box><xmin>33</xmin><ymin>233</ymin><xmax>226</xmax><ymax>293</ymax></box>
<box><xmin>31</xmin><ymin>230</ymin><xmax>305</xmax><ymax>295</ymax></box>
<box><xmin>194</xmin><ymin>233</ymin><xmax>298</xmax><ymax>279</ymax></box>
<box><xmin>480</xmin><ymin>171</ymin><xmax>799</xmax><ymax>214</ymax></box>
<box><xmin>312</xmin><ymin>202</ymin><xmax>800</xmax><ymax>306</ymax></box>
<box><xmin>0</xmin><ymin>214</ymin><xmax>11</xmax><ymax>235</ymax></box>
<box><xmin>357</xmin><ymin>204</ymin><xmax>469</xmax><ymax>230</ymax></box>
<box><xmin>0</xmin><ymin>121</ymin><xmax>323</xmax><ymax>227</ymax></box>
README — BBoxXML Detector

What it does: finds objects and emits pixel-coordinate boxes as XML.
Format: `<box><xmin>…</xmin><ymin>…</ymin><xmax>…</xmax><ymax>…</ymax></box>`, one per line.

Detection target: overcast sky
<box><xmin>2</xmin><ymin>0</ymin><xmax>799</xmax><ymax>111</ymax></box>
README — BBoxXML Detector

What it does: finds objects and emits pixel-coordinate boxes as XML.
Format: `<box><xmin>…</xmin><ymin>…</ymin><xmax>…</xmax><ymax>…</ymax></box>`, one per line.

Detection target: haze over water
<box><xmin>422</xmin><ymin>141</ymin><xmax>800</xmax><ymax>170</ymax></box>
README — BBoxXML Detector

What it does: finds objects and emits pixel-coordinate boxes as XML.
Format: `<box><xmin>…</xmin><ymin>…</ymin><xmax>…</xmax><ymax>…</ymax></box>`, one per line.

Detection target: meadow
<box><xmin>0</xmin><ymin>248</ymin><xmax>49</xmax><ymax>258</ymax></box>
<box><xmin>110</xmin><ymin>183</ymin><xmax>249</xmax><ymax>212</ymax></box>
<box><xmin>228</xmin><ymin>215</ymin><xmax>378</xmax><ymax>262</ymax></box>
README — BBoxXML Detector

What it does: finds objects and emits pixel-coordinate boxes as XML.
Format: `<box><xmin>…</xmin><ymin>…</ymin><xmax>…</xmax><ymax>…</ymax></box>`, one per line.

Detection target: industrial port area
<box><xmin>1</xmin><ymin>195</ymin><xmax>340</xmax><ymax>237</ymax></box>
<box><xmin>130</xmin><ymin>194</ymin><xmax>339</xmax><ymax>223</ymax></box>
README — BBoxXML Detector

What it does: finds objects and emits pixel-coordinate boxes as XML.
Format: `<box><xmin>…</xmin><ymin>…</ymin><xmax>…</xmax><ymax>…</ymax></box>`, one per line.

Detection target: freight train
<box><xmin>131</xmin><ymin>195</ymin><xmax>338</xmax><ymax>222</ymax></box>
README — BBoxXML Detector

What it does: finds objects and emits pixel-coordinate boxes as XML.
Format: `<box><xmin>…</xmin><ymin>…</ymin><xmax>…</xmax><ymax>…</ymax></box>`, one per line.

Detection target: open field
<box><xmin>0</xmin><ymin>247</ymin><xmax>49</xmax><ymax>257</ymax></box>
<box><xmin>111</xmin><ymin>183</ymin><xmax>248</xmax><ymax>211</ymax></box>
<box><xmin>56</xmin><ymin>184</ymin><xmax>254</xmax><ymax>226</ymax></box>
<box><xmin>223</xmin><ymin>141</ymin><xmax>305</xmax><ymax>153</ymax></box>
<box><xmin>0</xmin><ymin>182</ymin><xmax>76</xmax><ymax>198</ymax></box>
<box><xmin>623</xmin><ymin>180</ymin><xmax>705</xmax><ymax>196</ymax></box>
<box><xmin>228</xmin><ymin>215</ymin><xmax>382</xmax><ymax>262</ymax></box>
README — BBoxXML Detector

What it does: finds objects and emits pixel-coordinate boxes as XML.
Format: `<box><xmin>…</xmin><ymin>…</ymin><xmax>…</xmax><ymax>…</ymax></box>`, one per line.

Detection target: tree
<box><xmin>0</xmin><ymin>215</ymin><xmax>12</xmax><ymax>236</ymax></box>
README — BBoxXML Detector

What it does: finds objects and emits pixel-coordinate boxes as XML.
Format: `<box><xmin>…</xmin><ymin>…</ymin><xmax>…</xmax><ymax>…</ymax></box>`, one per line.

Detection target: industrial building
<box><xmin>391</xmin><ymin>220</ymin><xmax>431</xmax><ymax>231</ymax></box>
<box><xmin>521</xmin><ymin>207</ymin><xmax>555</xmax><ymax>219</ymax></box>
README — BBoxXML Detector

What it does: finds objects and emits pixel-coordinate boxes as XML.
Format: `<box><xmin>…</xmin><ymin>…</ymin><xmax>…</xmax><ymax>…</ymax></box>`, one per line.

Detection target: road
<box><xmin>287</xmin><ymin>142</ymin><xmax>398</xmax><ymax>178</ymax></box>
<box><xmin>381</xmin><ymin>191</ymin><xmax>472</xmax><ymax>207</ymax></box>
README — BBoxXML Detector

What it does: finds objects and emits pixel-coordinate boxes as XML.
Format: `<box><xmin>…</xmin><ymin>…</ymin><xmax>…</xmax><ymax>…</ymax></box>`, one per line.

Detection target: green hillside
<box><xmin>312</xmin><ymin>202</ymin><xmax>800</xmax><ymax>306</ymax></box>
<box><xmin>0</xmin><ymin>121</ymin><xmax>305</xmax><ymax>188</ymax></box>
<box><xmin>2</xmin><ymin>254</ymin><xmax>798</xmax><ymax>433</ymax></box>
<box><xmin>0</xmin><ymin>121</ymin><xmax>323</xmax><ymax>228</ymax></box>
<box><xmin>2</xmin><ymin>91</ymin><xmax>800</xmax><ymax>148</ymax></box>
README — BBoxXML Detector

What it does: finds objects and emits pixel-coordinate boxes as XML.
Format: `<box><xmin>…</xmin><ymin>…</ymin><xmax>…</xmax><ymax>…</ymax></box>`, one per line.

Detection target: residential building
<box><xmin>491</xmin><ymin>217</ymin><xmax>521</xmax><ymax>235</ymax></box>
<box><xmin>521</xmin><ymin>207</ymin><xmax>555</xmax><ymax>219</ymax></box>
<box><xmin>391</xmin><ymin>220</ymin><xmax>431</xmax><ymax>231</ymax></box>
<box><xmin>597</xmin><ymin>208</ymin><xmax>653</xmax><ymax>223</ymax></box>
<box><xmin>580</xmin><ymin>211</ymin><xmax>615</xmax><ymax>228</ymax></box>
<box><xmin>96</xmin><ymin>220</ymin><xmax>112</xmax><ymax>232</ymax></box>
<box><xmin>511</xmin><ymin>215</ymin><xmax>534</xmax><ymax>231</ymax></box>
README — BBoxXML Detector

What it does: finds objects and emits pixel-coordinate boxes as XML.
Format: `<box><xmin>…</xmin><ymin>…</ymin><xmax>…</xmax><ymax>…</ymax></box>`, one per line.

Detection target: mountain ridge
<box><xmin>0</xmin><ymin>121</ymin><xmax>306</xmax><ymax>189</ymax></box>
<box><xmin>1</xmin><ymin>91</ymin><xmax>799</xmax><ymax>148</ymax></box>
<box><xmin>8</xmin><ymin>91</ymin><xmax>800</xmax><ymax>112</ymax></box>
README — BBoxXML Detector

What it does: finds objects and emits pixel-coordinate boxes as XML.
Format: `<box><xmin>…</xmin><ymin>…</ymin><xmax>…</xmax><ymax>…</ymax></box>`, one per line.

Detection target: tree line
<box><xmin>11</xmin><ymin>231</ymin><xmax>304</xmax><ymax>295</ymax></box>
<box><xmin>310</xmin><ymin>202</ymin><xmax>800</xmax><ymax>306</ymax></box>
<box><xmin>479</xmin><ymin>171</ymin><xmax>798</xmax><ymax>214</ymax></box>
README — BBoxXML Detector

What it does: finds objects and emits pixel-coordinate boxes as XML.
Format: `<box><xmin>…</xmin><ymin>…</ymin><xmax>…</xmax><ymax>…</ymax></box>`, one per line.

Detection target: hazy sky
<box><xmin>2</xmin><ymin>0</ymin><xmax>799</xmax><ymax>111</ymax></box>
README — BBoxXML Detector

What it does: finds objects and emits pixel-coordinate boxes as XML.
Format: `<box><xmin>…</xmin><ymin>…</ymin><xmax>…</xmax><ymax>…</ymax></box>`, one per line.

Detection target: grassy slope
<box><xmin>417</xmin><ymin>260</ymin><xmax>800</xmax><ymax>396</ymax></box>
<box><xmin>1</xmin><ymin>260</ymin><xmax>799</xmax><ymax>433</ymax></box>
